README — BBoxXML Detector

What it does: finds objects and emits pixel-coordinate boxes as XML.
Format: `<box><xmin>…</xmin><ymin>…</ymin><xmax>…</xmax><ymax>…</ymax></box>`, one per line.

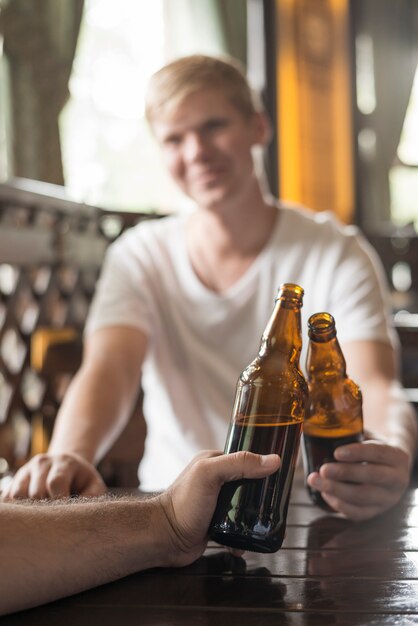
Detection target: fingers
<box><xmin>44</xmin><ymin>455</ymin><xmax>105</xmax><ymax>497</ymax></box>
<box><xmin>334</xmin><ymin>440</ymin><xmax>409</xmax><ymax>468</ymax></box>
<box><xmin>74</xmin><ymin>471</ymin><xmax>107</xmax><ymax>497</ymax></box>
<box><xmin>307</xmin><ymin>471</ymin><xmax>392</xmax><ymax>506</ymax></box>
<box><xmin>192</xmin><ymin>451</ymin><xmax>281</xmax><ymax>489</ymax></box>
<box><xmin>3</xmin><ymin>455</ymin><xmax>54</xmax><ymax>500</ymax></box>
<box><xmin>316</xmin><ymin>490</ymin><xmax>382</xmax><ymax>522</ymax></box>
<box><xmin>3</xmin><ymin>466</ymin><xmax>30</xmax><ymax>499</ymax></box>
<box><xmin>317</xmin><ymin>459</ymin><xmax>407</xmax><ymax>491</ymax></box>
<box><xmin>3</xmin><ymin>453</ymin><xmax>106</xmax><ymax>500</ymax></box>
<box><xmin>307</xmin><ymin>441</ymin><xmax>411</xmax><ymax>521</ymax></box>
<box><xmin>307</xmin><ymin>472</ymin><xmax>394</xmax><ymax>521</ymax></box>
<box><xmin>333</xmin><ymin>440</ymin><xmax>410</xmax><ymax>493</ymax></box>
<box><xmin>46</xmin><ymin>459</ymin><xmax>75</xmax><ymax>498</ymax></box>
<box><xmin>29</xmin><ymin>457</ymin><xmax>52</xmax><ymax>498</ymax></box>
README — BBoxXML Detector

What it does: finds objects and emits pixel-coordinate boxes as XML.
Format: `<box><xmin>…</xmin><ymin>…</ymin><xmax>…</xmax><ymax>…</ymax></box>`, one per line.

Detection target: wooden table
<box><xmin>6</xmin><ymin>469</ymin><xmax>418</xmax><ymax>625</ymax></box>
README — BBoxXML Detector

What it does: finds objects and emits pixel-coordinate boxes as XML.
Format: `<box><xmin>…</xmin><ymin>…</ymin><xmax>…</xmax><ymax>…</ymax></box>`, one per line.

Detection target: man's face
<box><xmin>151</xmin><ymin>89</ymin><xmax>265</xmax><ymax>211</ymax></box>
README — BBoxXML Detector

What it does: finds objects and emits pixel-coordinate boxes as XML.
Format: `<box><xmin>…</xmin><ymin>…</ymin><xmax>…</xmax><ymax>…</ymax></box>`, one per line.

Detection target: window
<box><xmin>60</xmin><ymin>0</ymin><xmax>193</xmax><ymax>214</ymax></box>
<box><xmin>352</xmin><ymin>0</ymin><xmax>418</xmax><ymax>233</ymax></box>
<box><xmin>390</xmin><ymin>67</ymin><xmax>418</xmax><ymax>231</ymax></box>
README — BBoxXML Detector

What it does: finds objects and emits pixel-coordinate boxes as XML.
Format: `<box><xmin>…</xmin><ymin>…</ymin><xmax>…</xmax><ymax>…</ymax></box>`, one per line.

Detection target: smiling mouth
<box><xmin>193</xmin><ymin>168</ymin><xmax>226</xmax><ymax>185</ymax></box>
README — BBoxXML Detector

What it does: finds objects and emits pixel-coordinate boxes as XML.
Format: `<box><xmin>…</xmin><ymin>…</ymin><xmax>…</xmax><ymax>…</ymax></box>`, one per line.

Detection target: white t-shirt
<box><xmin>85</xmin><ymin>203</ymin><xmax>395</xmax><ymax>490</ymax></box>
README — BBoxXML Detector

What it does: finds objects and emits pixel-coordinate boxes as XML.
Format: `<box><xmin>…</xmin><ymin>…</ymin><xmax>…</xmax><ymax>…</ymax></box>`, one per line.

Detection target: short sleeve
<box><xmin>327</xmin><ymin>224</ymin><xmax>397</xmax><ymax>348</ymax></box>
<box><xmin>84</xmin><ymin>235</ymin><xmax>152</xmax><ymax>337</ymax></box>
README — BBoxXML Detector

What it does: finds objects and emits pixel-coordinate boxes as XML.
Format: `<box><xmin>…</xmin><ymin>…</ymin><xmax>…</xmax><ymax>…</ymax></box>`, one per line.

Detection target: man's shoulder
<box><xmin>278</xmin><ymin>202</ymin><xmax>360</xmax><ymax>244</ymax></box>
<box><xmin>279</xmin><ymin>201</ymin><xmax>354</xmax><ymax>229</ymax></box>
<box><xmin>110</xmin><ymin>213</ymin><xmax>185</xmax><ymax>254</ymax></box>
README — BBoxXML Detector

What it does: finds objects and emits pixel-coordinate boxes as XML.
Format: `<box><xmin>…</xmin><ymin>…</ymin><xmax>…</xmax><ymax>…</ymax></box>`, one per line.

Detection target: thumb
<box><xmin>207</xmin><ymin>451</ymin><xmax>280</xmax><ymax>487</ymax></box>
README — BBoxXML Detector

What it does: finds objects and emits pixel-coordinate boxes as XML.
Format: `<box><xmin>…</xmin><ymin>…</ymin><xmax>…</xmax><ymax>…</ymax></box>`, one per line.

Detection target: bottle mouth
<box><xmin>276</xmin><ymin>283</ymin><xmax>304</xmax><ymax>302</ymax></box>
<box><xmin>308</xmin><ymin>312</ymin><xmax>336</xmax><ymax>339</ymax></box>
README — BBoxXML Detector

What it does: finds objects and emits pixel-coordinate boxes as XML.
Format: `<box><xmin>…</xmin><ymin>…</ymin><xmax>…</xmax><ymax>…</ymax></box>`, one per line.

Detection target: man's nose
<box><xmin>183</xmin><ymin>132</ymin><xmax>208</xmax><ymax>162</ymax></box>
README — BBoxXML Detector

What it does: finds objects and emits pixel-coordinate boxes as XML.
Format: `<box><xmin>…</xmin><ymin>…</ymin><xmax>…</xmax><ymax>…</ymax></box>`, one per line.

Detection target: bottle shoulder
<box><xmin>308</xmin><ymin>375</ymin><xmax>361</xmax><ymax>396</ymax></box>
<box><xmin>307</xmin><ymin>376</ymin><xmax>363</xmax><ymax>422</ymax></box>
<box><xmin>241</xmin><ymin>355</ymin><xmax>308</xmax><ymax>391</ymax></box>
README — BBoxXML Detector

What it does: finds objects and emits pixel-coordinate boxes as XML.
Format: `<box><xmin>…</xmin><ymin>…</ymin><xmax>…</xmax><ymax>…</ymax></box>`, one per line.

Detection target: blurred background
<box><xmin>0</xmin><ymin>0</ymin><xmax>417</xmax><ymax>226</ymax></box>
<box><xmin>0</xmin><ymin>0</ymin><xmax>417</xmax><ymax>484</ymax></box>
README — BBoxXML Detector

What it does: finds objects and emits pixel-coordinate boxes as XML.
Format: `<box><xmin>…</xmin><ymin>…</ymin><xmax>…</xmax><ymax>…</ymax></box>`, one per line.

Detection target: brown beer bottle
<box><xmin>209</xmin><ymin>283</ymin><xmax>308</xmax><ymax>553</ymax></box>
<box><xmin>303</xmin><ymin>312</ymin><xmax>363</xmax><ymax>511</ymax></box>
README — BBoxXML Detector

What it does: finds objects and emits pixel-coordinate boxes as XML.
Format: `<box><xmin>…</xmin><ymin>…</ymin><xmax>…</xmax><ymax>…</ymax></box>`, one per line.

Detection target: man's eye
<box><xmin>205</xmin><ymin>119</ymin><xmax>228</xmax><ymax>131</ymax></box>
<box><xmin>165</xmin><ymin>136</ymin><xmax>181</xmax><ymax>146</ymax></box>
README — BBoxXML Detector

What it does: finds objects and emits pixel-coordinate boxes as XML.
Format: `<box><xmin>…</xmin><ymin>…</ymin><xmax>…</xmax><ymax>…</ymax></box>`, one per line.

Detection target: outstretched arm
<box><xmin>0</xmin><ymin>450</ymin><xmax>280</xmax><ymax>615</ymax></box>
<box><xmin>307</xmin><ymin>339</ymin><xmax>417</xmax><ymax>520</ymax></box>
<box><xmin>3</xmin><ymin>326</ymin><xmax>148</xmax><ymax>499</ymax></box>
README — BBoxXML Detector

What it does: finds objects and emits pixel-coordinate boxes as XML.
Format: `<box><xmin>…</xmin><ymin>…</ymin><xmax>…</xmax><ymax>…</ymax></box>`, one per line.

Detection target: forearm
<box><xmin>49</xmin><ymin>363</ymin><xmax>137</xmax><ymax>463</ymax></box>
<box><xmin>50</xmin><ymin>326</ymin><xmax>146</xmax><ymax>464</ymax></box>
<box><xmin>0</xmin><ymin>497</ymin><xmax>166</xmax><ymax>615</ymax></box>
<box><xmin>0</xmin><ymin>451</ymin><xmax>281</xmax><ymax>614</ymax></box>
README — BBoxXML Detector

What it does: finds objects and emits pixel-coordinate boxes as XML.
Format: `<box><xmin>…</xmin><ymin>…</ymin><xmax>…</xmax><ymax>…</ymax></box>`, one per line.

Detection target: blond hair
<box><xmin>145</xmin><ymin>54</ymin><xmax>261</xmax><ymax>124</ymax></box>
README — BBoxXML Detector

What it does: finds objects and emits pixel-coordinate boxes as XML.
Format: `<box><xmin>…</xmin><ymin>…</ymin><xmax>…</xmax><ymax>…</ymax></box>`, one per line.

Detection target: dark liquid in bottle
<box><xmin>209</xmin><ymin>415</ymin><xmax>303</xmax><ymax>553</ymax></box>
<box><xmin>302</xmin><ymin>431</ymin><xmax>363</xmax><ymax>511</ymax></box>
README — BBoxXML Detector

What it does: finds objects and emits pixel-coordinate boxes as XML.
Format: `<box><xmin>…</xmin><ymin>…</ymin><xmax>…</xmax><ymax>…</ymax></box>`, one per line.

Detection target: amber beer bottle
<box><xmin>303</xmin><ymin>312</ymin><xmax>363</xmax><ymax>511</ymax></box>
<box><xmin>209</xmin><ymin>283</ymin><xmax>308</xmax><ymax>553</ymax></box>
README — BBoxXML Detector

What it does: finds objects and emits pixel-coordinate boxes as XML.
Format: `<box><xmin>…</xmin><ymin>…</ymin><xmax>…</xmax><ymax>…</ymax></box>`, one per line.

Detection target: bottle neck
<box><xmin>259</xmin><ymin>298</ymin><xmax>303</xmax><ymax>365</ymax></box>
<box><xmin>307</xmin><ymin>336</ymin><xmax>347</xmax><ymax>381</ymax></box>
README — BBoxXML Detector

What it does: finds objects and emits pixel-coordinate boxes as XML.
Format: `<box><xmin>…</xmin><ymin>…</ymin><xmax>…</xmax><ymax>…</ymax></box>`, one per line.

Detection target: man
<box><xmin>0</xmin><ymin>450</ymin><xmax>280</xmax><ymax>615</ymax></box>
<box><xmin>4</xmin><ymin>55</ymin><xmax>417</xmax><ymax>520</ymax></box>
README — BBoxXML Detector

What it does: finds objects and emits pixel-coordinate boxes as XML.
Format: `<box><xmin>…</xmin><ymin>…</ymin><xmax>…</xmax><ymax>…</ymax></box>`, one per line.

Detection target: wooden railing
<box><xmin>0</xmin><ymin>178</ymin><xmax>158</xmax><ymax>485</ymax></box>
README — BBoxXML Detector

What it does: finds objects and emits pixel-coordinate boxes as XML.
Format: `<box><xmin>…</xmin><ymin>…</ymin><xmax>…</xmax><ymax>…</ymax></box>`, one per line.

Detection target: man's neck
<box><xmin>186</xmin><ymin>190</ymin><xmax>279</xmax><ymax>293</ymax></box>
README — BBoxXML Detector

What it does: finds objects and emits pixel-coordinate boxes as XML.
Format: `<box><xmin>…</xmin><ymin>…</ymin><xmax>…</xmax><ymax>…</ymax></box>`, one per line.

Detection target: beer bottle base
<box><xmin>209</xmin><ymin>527</ymin><xmax>285</xmax><ymax>554</ymax></box>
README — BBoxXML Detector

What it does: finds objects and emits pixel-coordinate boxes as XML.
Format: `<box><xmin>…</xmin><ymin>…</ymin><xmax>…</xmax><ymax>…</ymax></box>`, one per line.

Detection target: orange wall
<box><xmin>276</xmin><ymin>0</ymin><xmax>354</xmax><ymax>223</ymax></box>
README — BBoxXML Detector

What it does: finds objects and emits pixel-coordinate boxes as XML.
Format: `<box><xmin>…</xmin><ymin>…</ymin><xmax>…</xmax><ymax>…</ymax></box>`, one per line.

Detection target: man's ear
<box><xmin>252</xmin><ymin>111</ymin><xmax>273</xmax><ymax>147</ymax></box>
